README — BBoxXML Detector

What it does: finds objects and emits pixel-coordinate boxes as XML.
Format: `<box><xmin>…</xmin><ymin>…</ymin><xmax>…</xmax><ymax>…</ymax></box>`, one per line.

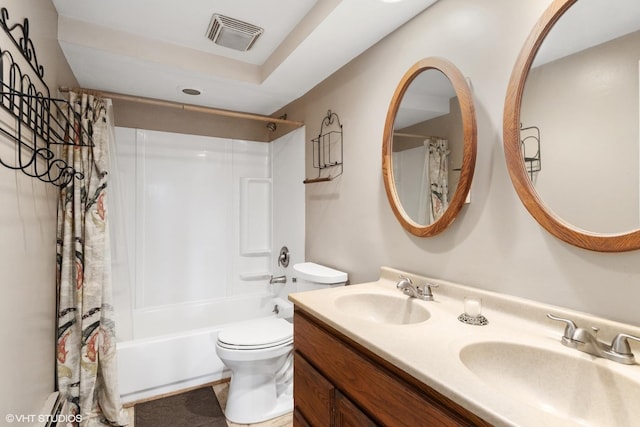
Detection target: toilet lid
<box><xmin>217</xmin><ymin>318</ymin><xmax>293</xmax><ymax>349</ymax></box>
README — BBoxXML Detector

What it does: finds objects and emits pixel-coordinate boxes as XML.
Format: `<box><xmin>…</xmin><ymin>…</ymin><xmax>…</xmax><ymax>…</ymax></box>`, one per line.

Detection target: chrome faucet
<box><xmin>396</xmin><ymin>276</ymin><xmax>438</xmax><ymax>301</ymax></box>
<box><xmin>547</xmin><ymin>313</ymin><xmax>640</xmax><ymax>365</ymax></box>
<box><xmin>269</xmin><ymin>275</ymin><xmax>287</xmax><ymax>284</ymax></box>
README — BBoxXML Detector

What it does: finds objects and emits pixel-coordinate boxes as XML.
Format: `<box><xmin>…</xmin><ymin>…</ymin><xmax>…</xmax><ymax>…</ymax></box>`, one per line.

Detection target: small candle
<box><xmin>464</xmin><ymin>297</ymin><xmax>482</xmax><ymax>317</ymax></box>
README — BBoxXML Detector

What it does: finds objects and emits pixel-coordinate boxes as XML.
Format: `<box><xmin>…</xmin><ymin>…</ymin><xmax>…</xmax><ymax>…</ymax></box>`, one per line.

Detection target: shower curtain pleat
<box><xmin>56</xmin><ymin>92</ymin><xmax>128</xmax><ymax>426</ymax></box>
<box><xmin>417</xmin><ymin>143</ymin><xmax>430</xmax><ymax>224</ymax></box>
<box><xmin>426</xmin><ymin>137</ymin><xmax>450</xmax><ymax>222</ymax></box>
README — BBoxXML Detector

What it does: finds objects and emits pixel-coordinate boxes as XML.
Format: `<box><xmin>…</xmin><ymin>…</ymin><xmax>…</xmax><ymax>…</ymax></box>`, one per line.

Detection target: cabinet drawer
<box><xmin>294</xmin><ymin>352</ymin><xmax>334</xmax><ymax>427</ymax></box>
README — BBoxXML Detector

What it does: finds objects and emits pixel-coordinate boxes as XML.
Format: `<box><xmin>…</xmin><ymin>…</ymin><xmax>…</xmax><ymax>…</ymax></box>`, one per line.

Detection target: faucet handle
<box><xmin>611</xmin><ymin>333</ymin><xmax>640</xmax><ymax>356</ymax></box>
<box><xmin>423</xmin><ymin>282</ymin><xmax>439</xmax><ymax>290</ymax></box>
<box><xmin>419</xmin><ymin>282</ymin><xmax>439</xmax><ymax>301</ymax></box>
<box><xmin>396</xmin><ymin>276</ymin><xmax>413</xmax><ymax>287</ymax></box>
<box><xmin>547</xmin><ymin>314</ymin><xmax>578</xmax><ymax>340</ymax></box>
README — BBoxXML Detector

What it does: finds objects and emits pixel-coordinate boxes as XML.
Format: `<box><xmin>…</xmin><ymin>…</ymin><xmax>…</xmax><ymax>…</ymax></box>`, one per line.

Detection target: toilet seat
<box><xmin>217</xmin><ymin>318</ymin><xmax>293</xmax><ymax>350</ymax></box>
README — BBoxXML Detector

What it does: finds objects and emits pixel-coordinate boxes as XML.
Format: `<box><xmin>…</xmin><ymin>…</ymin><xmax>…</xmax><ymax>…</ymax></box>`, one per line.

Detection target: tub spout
<box><xmin>270</xmin><ymin>275</ymin><xmax>287</xmax><ymax>284</ymax></box>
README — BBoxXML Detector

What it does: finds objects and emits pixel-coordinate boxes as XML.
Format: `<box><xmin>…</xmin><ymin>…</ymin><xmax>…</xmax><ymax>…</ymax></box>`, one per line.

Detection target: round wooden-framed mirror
<box><xmin>382</xmin><ymin>57</ymin><xmax>476</xmax><ymax>237</ymax></box>
<box><xmin>503</xmin><ymin>0</ymin><xmax>640</xmax><ymax>252</ymax></box>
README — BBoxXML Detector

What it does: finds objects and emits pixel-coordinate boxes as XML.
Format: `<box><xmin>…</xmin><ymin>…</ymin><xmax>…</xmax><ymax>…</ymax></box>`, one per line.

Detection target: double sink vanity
<box><xmin>289</xmin><ymin>267</ymin><xmax>640</xmax><ymax>426</ymax></box>
<box><xmin>290</xmin><ymin>0</ymin><xmax>640</xmax><ymax>424</ymax></box>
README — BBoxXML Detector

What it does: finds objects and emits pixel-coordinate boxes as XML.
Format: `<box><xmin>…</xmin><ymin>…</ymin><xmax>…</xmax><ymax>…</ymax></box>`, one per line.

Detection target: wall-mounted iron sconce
<box><xmin>520</xmin><ymin>123</ymin><xmax>541</xmax><ymax>181</ymax></box>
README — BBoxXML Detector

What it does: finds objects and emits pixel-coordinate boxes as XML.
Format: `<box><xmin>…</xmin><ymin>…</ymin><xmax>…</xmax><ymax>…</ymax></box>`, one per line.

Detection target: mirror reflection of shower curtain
<box><xmin>426</xmin><ymin>137</ymin><xmax>450</xmax><ymax>222</ymax></box>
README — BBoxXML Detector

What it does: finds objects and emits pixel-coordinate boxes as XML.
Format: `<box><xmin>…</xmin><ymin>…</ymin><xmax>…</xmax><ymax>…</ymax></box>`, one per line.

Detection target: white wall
<box><xmin>283</xmin><ymin>0</ymin><xmax>640</xmax><ymax>326</ymax></box>
<box><xmin>0</xmin><ymin>0</ymin><xmax>78</xmax><ymax>419</ymax></box>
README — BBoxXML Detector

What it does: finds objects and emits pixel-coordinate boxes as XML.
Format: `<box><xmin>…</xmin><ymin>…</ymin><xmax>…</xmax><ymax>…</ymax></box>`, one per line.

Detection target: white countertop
<box><xmin>288</xmin><ymin>266</ymin><xmax>640</xmax><ymax>427</ymax></box>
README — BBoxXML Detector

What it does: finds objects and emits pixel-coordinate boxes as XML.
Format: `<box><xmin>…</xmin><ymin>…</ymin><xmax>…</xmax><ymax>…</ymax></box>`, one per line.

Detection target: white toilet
<box><xmin>215</xmin><ymin>262</ymin><xmax>348</xmax><ymax>424</ymax></box>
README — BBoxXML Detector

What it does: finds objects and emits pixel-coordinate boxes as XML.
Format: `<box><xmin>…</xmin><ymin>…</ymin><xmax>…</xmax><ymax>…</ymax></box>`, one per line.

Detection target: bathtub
<box><xmin>117</xmin><ymin>293</ymin><xmax>278</xmax><ymax>403</ymax></box>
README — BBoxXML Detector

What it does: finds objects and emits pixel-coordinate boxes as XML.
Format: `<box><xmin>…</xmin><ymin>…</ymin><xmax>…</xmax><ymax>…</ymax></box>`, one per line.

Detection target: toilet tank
<box><xmin>293</xmin><ymin>262</ymin><xmax>348</xmax><ymax>292</ymax></box>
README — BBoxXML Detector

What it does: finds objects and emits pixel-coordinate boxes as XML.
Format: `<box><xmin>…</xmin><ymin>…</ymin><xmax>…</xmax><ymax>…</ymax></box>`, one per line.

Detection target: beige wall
<box><xmin>0</xmin><ymin>0</ymin><xmax>78</xmax><ymax>418</ymax></box>
<box><xmin>522</xmin><ymin>31</ymin><xmax>640</xmax><ymax>233</ymax></box>
<box><xmin>111</xmin><ymin>98</ymin><xmax>297</xmax><ymax>143</ymax></box>
<box><xmin>278</xmin><ymin>0</ymin><xmax>640</xmax><ymax>326</ymax></box>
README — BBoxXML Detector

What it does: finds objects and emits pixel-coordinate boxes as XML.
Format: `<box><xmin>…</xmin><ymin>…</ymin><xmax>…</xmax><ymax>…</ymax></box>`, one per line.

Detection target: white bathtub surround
<box><xmin>289</xmin><ymin>267</ymin><xmax>640</xmax><ymax>427</ymax></box>
<box><xmin>111</xmin><ymin>127</ymin><xmax>306</xmax><ymax>402</ymax></box>
<box><xmin>240</xmin><ymin>177</ymin><xmax>272</xmax><ymax>256</ymax></box>
<box><xmin>271</xmin><ymin>127</ymin><xmax>306</xmax><ymax>300</ymax></box>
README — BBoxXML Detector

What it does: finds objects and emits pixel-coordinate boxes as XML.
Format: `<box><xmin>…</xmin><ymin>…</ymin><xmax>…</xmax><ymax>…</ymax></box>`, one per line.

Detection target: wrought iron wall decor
<box><xmin>304</xmin><ymin>110</ymin><xmax>343</xmax><ymax>184</ymax></box>
<box><xmin>0</xmin><ymin>7</ymin><xmax>93</xmax><ymax>187</ymax></box>
<box><xmin>520</xmin><ymin>123</ymin><xmax>541</xmax><ymax>181</ymax></box>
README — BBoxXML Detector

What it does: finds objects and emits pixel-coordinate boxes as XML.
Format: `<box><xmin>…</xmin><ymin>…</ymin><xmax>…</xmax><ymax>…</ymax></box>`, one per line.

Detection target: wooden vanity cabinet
<box><xmin>293</xmin><ymin>308</ymin><xmax>490</xmax><ymax>427</ymax></box>
<box><xmin>334</xmin><ymin>391</ymin><xmax>378</xmax><ymax>427</ymax></box>
<box><xmin>293</xmin><ymin>352</ymin><xmax>334</xmax><ymax>426</ymax></box>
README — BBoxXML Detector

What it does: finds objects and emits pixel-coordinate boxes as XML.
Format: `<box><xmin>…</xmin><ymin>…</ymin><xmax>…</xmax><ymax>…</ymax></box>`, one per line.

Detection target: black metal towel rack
<box><xmin>304</xmin><ymin>110</ymin><xmax>343</xmax><ymax>184</ymax></box>
<box><xmin>520</xmin><ymin>123</ymin><xmax>541</xmax><ymax>181</ymax></box>
<box><xmin>0</xmin><ymin>7</ymin><xmax>93</xmax><ymax>187</ymax></box>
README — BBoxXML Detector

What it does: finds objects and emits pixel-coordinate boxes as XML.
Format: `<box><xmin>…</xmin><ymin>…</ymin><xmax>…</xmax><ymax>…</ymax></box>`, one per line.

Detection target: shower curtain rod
<box><xmin>58</xmin><ymin>87</ymin><xmax>304</xmax><ymax>127</ymax></box>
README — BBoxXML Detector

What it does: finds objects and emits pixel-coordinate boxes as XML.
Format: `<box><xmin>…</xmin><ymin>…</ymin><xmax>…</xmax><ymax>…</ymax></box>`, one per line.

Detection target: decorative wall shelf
<box><xmin>304</xmin><ymin>110</ymin><xmax>343</xmax><ymax>184</ymax></box>
<box><xmin>520</xmin><ymin>123</ymin><xmax>541</xmax><ymax>180</ymax></box>
<box><xmin>0</xmin><ymin>7</ymin><xmax>93</xmax><ymax>187</ymax></box>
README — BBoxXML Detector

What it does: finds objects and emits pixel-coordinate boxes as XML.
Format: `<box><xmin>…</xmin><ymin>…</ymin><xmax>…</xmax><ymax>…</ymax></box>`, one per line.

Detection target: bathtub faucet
<box><xmin>270</xmin><ymin>275</ymin><xmax>287</xmax><ymax>285</ymax></box>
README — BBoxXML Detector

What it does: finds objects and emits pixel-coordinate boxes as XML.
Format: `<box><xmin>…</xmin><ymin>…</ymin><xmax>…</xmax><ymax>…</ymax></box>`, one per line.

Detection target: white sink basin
<box><xmin>333</xmin><ymin>292</ymin><xmax>430</xmax><ymax>325</ymax></box>
<box><xmin>460</xmin><ymin>341</ymin><xmax>640</xmax><ymax>426</ymax></box>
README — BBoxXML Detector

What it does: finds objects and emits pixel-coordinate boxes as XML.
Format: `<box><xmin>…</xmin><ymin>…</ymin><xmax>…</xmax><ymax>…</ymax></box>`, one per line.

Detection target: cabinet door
<box><xmin>335</xmin><ymin>392</ymin><xmax>378</xmax><ymax>427</ymax></box>
<box><xmin>293</xmin><ymin>409</ymin><xmax>311</xmax><ymax>427</ymax></box>
<box><xmin>294</xmin><ymin>352</ymin><xmax>334</xmax><ymax>426</ymax></box>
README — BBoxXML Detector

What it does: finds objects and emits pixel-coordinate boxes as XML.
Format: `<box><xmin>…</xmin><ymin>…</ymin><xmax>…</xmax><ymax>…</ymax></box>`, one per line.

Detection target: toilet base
<box><xmin>215</xmin><ymin>316</ymin><xmax>296</xmax><ymax>424</ymax></box>
<box><xmin>224</xmin><ymin>375</ymin><xmax>293</xmax><ymax>424</ymax></box>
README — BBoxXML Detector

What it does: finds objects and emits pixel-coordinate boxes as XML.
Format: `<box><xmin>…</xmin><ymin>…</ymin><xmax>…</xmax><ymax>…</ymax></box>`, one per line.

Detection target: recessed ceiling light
<box><xmin>181</xmin><ymin>88</ymin><xmax>201</xmax><ymax>96</ymax></box>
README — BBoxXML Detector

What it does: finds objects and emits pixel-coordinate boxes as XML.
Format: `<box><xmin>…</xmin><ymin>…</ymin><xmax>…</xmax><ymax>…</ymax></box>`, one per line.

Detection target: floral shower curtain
<box><xmin>56</xmin><ymin>92</ymin><xmax>128</xmax><ymax>426</ymax></box>
<box><xmin>426</xmin><ymin>137</ymin><xmax>450</xmax><ymax>222</ymax></box>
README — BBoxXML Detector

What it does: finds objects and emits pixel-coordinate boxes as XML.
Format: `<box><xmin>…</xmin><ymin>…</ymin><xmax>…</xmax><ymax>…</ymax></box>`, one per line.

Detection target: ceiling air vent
<box><xmin>206</xmin><ymin>14</ymin><xmax>263</xmax><ymax>52</ymax></box>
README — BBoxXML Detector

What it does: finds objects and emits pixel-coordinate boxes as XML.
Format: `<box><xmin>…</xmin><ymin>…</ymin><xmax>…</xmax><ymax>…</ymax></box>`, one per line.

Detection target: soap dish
<box><xmin>458</xmin><ymin>313</ymin><xmax>489</xmax><ymax>326</ymax></box>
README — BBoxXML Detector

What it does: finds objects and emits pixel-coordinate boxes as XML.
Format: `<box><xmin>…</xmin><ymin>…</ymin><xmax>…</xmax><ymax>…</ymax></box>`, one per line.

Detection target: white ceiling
<box><xmin>52</xmin><ymin>0</ymin><xmax>439</xmax><ymax>116</ymax></box>
<box><xmin>395</xmin><ymin>68</ymin><xmax>456</xmax><ymax>129</ymax></box>
<box><xmin>534</xmin><ymin>0</ymin><xmax>640</xmax><ymax>67</ymax></box>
